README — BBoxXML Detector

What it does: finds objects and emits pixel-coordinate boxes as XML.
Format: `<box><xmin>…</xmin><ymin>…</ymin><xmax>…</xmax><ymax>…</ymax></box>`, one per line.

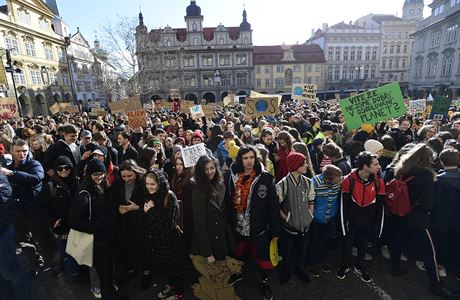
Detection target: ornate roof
<box><xmin>186</xmin><ymin>0</ymin><xmax>201</xmax><ymax>17</ymax></box>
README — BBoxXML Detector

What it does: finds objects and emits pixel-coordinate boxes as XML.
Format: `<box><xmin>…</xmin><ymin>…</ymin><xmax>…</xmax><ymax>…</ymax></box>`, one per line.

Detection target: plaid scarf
<box><xmin>233</xmin><ymin>169</ymin><xmax>256</xmax><ymax>214</ymax></box>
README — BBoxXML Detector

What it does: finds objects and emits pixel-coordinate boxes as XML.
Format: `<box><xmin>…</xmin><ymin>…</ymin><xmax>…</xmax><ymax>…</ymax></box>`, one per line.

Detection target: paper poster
<box><xmin>201</xmin><ymin>105</ymin><xmax>214</xmax><ymax>116</ymax></box>
<box><xmin>170</xmin><ymin>89</ymin><xmax>181</xmax><ymax>99</ymax></box>
<box><xmin>244</xmin><ymin>97</ymin><xmax>280</xmax><ymax>117</ymax></box>
<box><xmin>430</xmin><ymin>97</ymin><xmax>452</xmax><ymax>120</ymax></box>
<box><xmin>61</xmin><ymin>105</ymin><xmax>79</xmax><ymax>114</ymax></box>
<box><xmin>49</xmin><ymin>102</ymin><xmax>61</xmax><ymax>115</ymax></box>
<box><xmin>181</xmin><ymin>100</ymin><xmax>195</xmax><ymax>113</ymax></box>
<box><xmin>291</xmin><ymin>84</ymin><xmax>317</xmax><ymax>102</ymax></box>
<box><xmin>126</xmin><ymin>109</ymin><xmax>147</xmax><ymax>128</ymax></box>
<box><xmin>181</xmin><ymin>143</ymin><xmax>207</xmax><ymax>168</ymax></box>
<box><xmin>339</xmin><ymin>82</ymin><xmax>406</xmax><ymax>130</ymax></box>
<box><xmin>409</xmin><ymin>99</ymin><xmax>426</xmax><ymax>114</ymax></box>
<box><xmin>223</xmin><ymin>94</ymin><xmax>235</xmax><ymax>107</ymax></box>
<box><xmin>190</xmin><ymin>105</ymin><xmax>204</xmax><ymax>119</ymax></box>
<box><xmin>0</xmin><ymin>97</ymin><xmax>19</xmax><ymax>119</ymax></box>
<box><xmin>109</xmin><ymin>96</ymin><xmax>142</xmax><ymax>114</ymax></box>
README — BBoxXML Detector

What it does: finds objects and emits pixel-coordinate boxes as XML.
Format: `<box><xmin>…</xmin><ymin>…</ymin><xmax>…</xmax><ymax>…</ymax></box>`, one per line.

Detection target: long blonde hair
<box><xmin>394</xmin><ymin>144</ymin><xmax>435</xmax><ymax>179</ymax></box>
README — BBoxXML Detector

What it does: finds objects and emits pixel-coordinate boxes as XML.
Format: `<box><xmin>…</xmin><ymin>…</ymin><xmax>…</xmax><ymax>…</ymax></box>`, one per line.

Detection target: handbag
<box><xmin>66</xmin><ymin>190</ymin><xmax>94</xmax><ymax>267</ymax></box>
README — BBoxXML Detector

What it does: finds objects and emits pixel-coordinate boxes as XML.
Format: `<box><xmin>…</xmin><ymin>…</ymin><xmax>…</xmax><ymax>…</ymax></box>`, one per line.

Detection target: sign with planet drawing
<box><xmin>244</xmin><ymin>97</ymin><xmax>280</xmax><ymax>117</ymax></box>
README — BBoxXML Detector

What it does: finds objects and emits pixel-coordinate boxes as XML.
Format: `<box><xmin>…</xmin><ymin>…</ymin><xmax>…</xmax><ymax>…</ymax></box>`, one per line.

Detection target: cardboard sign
<box><xmin>170</xmin><ymin>89</ymin><xmax>181</xmax><ymax>99</ymax></box>
<box><xmin>430</xmin><ymin>97</ymin><xmax>452</xmax><ymax>120</ymax></box>
<box><xmin>245</xmin><ymin>97</ymin><xmax>280</xmax><ymax>117</ymax></box>
<box><xmin>90</xmin><ymin>107</ymin><xmax>107</xmax><ymax>116</ymax></box>
<box><xmin>61</xmin><ymin>105</ymin><xmax>79</xmax><ymax>114</ymax></box>
<box><xmin>201</xmin><ymin>105</ymin><xmax>214</xmax><ymax>117</ymax></box>
<box><xmin>0</xmin><ymin>97</ymin><xmax>19</xmax><ymax>119</ymax></box>
<box><xmin>190</xmin><ymin>105</ymin><xmax>204</xmax><ymax>119</ymax></box>
<box><xmin>109</xmin><ymin>96</ymin><xmax>142</xmax><ymax>113</ymax></box>
<box><xmin>49</xmin><ymin>102</ymin><xmax>61</xmax><ymax>115</ymax></box>
<box><xmin>143</xmin><ymin>101</ymin><xmax>154</xmax><ymax>110</ymax></box>
<box><xmin>339</xmin><ymin>82</ymin><xmax>406</xmax><ymax>130</ymax></box>
<box><xmin>180</xmin><ymin>100</ymin><xmax>195</xmax><ymax>113</ymax></box>
<box><xmin>181</xmin><ymin>143</ymin><xmax>207</xmax><ymax>168</ymax></box>
<box><xmin>250</xmin><ymin>91</ymin><xmax>282</xmax><ymax>104</ymax></box>
<box><xmin>292</xmin><ymin>84</ymin><xmax>317</xmax><ymax>102</ymax></box>
<box><xmin>126</xmin><ymin>109</ymin><xmax>147</xmax><ymax>128</ymax></box>
<box><xmin>223</xmin><ymin>94</ymin><xmax>235</xmax><ymax>107</ymax></box>
<box><xmin>409</xmin><ymin>99</ymin><xmax>426</xmax><ymax>114</ymax></box>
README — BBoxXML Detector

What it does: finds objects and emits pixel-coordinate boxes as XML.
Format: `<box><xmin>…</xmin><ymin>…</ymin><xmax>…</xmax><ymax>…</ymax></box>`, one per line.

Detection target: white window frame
<box><xmin>30</xmin><ymin>70</ymin><xmax>42</xmax><ymax>85</ymax></box>
<box><xmin>25</xmin><ymin>42</ymin><xmax>36</xmax><ymax>56</ymax></box>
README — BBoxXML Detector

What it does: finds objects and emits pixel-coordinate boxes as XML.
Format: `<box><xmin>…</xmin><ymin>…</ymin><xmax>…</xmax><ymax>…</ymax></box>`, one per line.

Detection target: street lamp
<box><xmin>214</xmin><ymin>69</ymin><xmax>221</xmax><ymax>103</ymax></box>
<box><xmin>1</xmin><ymin>48</ymin><xmax>23</xmax><ymax>117</ymax></box>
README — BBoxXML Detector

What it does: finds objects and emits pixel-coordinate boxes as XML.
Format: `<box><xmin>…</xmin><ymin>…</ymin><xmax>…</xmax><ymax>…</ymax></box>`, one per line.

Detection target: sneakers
<box><xmin>228</xmin><ymin>273</ymin><xmax>244</xmax><ymax>286</ymax></box>
<box><xmin>262</xmin><ymin>279</ymin><xmax>273</xmax><ymax>300</ymax></box>
<box><xmin>90</xmin><ymin>287</ymin><xmax>102</xmax><ymax>299</ymax></box>
<box><xmin>381</xmin><ymin>245</ymin><xmax>391</xmax><ymax>260</ymax></box>
<box><xmin>438</xmin><ymin>265</ymin><xmax>447</xmax><ymax>278</ymax></box>
<box><xmin>320</xmin><ymin>264</ymin><xmax>331</xmax><ymax>273</ymax></box>
<box><xmin>336</xmin><ymin>265</ymin><xmax>350</xmax><ymax>280</ymax></box>
<box><xmin>310</xmin><ymin>266</ymin><xmax>321</xmax><ymax>278</ymax></box>
<box><xmin>354</xmin><ymin>265</ymin><xmax>372</xmax><ymax>283</ymax></box>
<box><xmin>158</xmin><ymin>285</ymin><xmax>175</xmax><ymax>299</ymax></box>
<box><xmin>416</xmin><ymin>261</ymin><xmax>426</xmax><ymax>272</ymax></box>
<box><xmin>400</xmin><ymin>253</ymin><xmax>408</xmax><ymax>262</ymax></box>
<box><xmin>352</xmin><ymin>247</ymin><xmax>373</xmax><ymax>261</ymax></box>
<box><xmin>294</xmin><ymin>269</ymin><xmax>311</xmax><ymax>284</ymax></box>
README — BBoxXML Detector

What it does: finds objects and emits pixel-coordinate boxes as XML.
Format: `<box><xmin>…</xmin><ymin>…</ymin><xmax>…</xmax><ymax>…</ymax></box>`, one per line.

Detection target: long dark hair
<box><xmin>119</xmin><ymin>159</ymin><xmax>146</xmax><ymax>182</ymax></box>
<box><xmin>232</xmin><ymin>145</ymin><xmax>262</xmax><ymax>174</ymax></box>
<box><xmin>194</xmin><ymin>155</ymin><xmax>222</xmax><ymax>199</ymax></box>
<box><xmin>138</xmin><ymin>147</ymin><xmax>157</xmax><ymax>171</ymax></box>
<box><xmin>395</xmin><ymin>144</ymin><xmax>435</xmax><ymax>178</ymax></box>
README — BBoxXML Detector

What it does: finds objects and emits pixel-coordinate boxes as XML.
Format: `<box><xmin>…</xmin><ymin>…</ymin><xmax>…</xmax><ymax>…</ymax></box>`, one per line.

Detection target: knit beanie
<box><xmin>86</xmin><ymin>158</ymin><xmax>106</xmax><ymax>175</ymax></box>
<box><xmin>53</xmin><ymin>156</ymin><xmax>73</xmax><ymax>170</ymax></box>
<box><xmin>243</xmin><ymin>125</ymin><xmax>252</xmax><ymax>133</ymax></box>
<box><xmin>364</xmin><ymin>139</ymin><xmax>384</xmax><ymax>154</ymax></box>
<box><xmin>287</xmin><ymin>152</ymin><xmax>306</xmax><ymax>172</ymax></box>
<box><xmin>361</xmin><ymin>124</ymin><xmax>374</xmax><ymax>134</ymax></box>
<box><xmin>172</xmin><ymin>145</ymin><xmax>182</xmax><ymax>157</ymax></box>
<box><xmin>192</xmin><ymin>130</ymin><xmax>204</xmax><ymax>141</ymax></box>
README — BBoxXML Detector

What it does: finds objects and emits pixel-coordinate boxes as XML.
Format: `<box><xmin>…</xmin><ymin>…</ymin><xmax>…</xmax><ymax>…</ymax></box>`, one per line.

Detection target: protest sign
<box><xmin>0</xmin><ymin>97</ymin><xmax>19</xmax><ymax>119</ymax></box>
<box><xmin>339</xmin><ymin>82</ymin><xmax>406</xmax><ymax>130</ymax></box>
<box><xmin>223</xmin><ymin>94</ymin><xmax>235</xmax><ymax>107</ymax></box>
<box><xmin>430</xmin><ymin>97</ymin><xmax>452</xmax><ymax>120</ymax></box>
<box><xmin>126</xmin><ymin>109</ymin><xmax>147</xmax><ymax>128</ymax></box>
<box><xmin>181</xmin><ymin>143</ymin><xmax>207</xmax><ymax>168</ymax></box>
<box><xmin>190</xmin><ymin>105</ymin><xmax>204</xmax><ymax>119</ymax></box>
<box><xmin>180</xmin><ymin>100</ymin><xmax>195</xmax><ymax>113</ymax></box>
<box><xmin>335</xmin><ymin>93</ymin><xmax>341</xmax><ymax>101</ymax></box>
<box><xmin>250</xmin><ymin>91</ymin><xmax>282</xmax><ymax>104</ymax></box>
<box><xmin>61</xmin><ymin>105</ymin><xmax>79</xmax><ymax>114</ymax></box>
<box><xmin>170</xmin><ymin>89</ymin><xmax>181</xmax><ymax>99</ymax></box>
<box><xmin>49</xmin><ymin>102</ymin><xmax>61</xmax><ymax>115</ymax></box>
<box><xmin>291</xmin><ymin>84</ymin><xmax>317</xmax><ymax>102</ymax></box>
<box><xmin>245</xmin><ymin>97</ymin><xmax>280</xmax><ymax>118</ymax></box>
<box><xmin>409</xmin><ymin>99</ymin><xmax>426</xmax><ymax>114</ymax></box>
<box><xmin>201</xmin><ymin>105</ymin><xmax>214</xmax><ymax>116</ymax></box>
<box><xmin>90</xmin><ymin>107</ymin><xmax>107</xmax><ymax>116</ymax></box>
<box><xmin>109</xmin><ymin>96</ymin><xmax>142</xmax><ymax>114</ymax></box>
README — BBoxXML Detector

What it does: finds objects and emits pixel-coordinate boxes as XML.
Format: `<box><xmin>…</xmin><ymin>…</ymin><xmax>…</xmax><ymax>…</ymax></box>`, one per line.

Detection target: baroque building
<box><xmin>409</xmin><ymin>0</ymin><xmax>460</xmax><ymax>98</ymax></box>
<box><xmin>135</xmin><ymin>0</ymin><xmax>253</xmax><ymax>103</ymax></box>
<box><xmin>253</xmin><ymin>44</ymin><xmax>325</xmax><ymax>96</ymax></box>
<box><xmin>0</xmin><ymin>0</ymin><xmax>73</xmax><ymax>116</ymax></box>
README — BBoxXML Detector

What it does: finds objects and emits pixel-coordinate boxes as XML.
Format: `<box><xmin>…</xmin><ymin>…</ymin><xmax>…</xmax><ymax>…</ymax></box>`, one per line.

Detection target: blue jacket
<box><xmin>311</xmin><ymin>174</ymin><xmax>341</xmax><ymax>224</ymax></box>
<box><xmin>0</xmin><ymin>173</ymin><xmax>13</xmax><ymax>234</ymax></box>
<box><xmin>213</xmin><ymin>141</ymin><xmax>229</xmax><ymax>167</ymax></box>
<box><xmin>7</xmin><ymin>154</ymin><xmax>44</xmax><ymax>208</ymax></box>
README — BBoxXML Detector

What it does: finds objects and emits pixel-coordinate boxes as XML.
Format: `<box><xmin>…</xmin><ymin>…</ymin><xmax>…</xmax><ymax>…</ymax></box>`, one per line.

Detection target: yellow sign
<box><xmin>201</xmin><ymin>105</ymin><xmax>215</xmax><ymax>116</ymax></box>
<box><xmin>292</xmin><ymin>84</ymin><xmax>317</xmax><ymax>102</ymax></box>
<box><xmin>245</xmin><ymin>97</ymin><xmax>279</xmax><ymax>117</ymax></box>
<box><xmin>0</xmin><ymin>97</ymin><xmax>19</xmax><ymax>119</ymax></box>
<box><xmin>109</xmin><ymin>96</ymin><xmax>142</xmax><ymax>114</ymax></box>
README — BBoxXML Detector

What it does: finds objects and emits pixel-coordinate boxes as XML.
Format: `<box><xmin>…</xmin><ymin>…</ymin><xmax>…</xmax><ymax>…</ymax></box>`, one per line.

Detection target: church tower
<box><xmin>402</xmin><ymin>0</ymin><xmax>424</xmax><ymax>22</ymax></box>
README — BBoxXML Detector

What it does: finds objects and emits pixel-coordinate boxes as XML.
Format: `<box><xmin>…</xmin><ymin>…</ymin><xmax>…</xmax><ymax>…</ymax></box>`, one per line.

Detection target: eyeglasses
<box><xmin>56</xmin><ymin>166</ymin><xmax>71</xmax><ymax>172</ymax></box>
<box><xmin>91</xmin><ymin>172</ymin><xmax>105</xmax><ymax>177</ymax></box>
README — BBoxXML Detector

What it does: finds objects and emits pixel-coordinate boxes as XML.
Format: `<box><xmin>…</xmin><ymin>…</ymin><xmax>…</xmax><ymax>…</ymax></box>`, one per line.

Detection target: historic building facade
<box><xmin>253</xmin><ymin>44</ymin><xmax>325</xmax><ymax>95</ymax></box>
<box><xmin>135</xmin><ymin>0</ymin><xmax>253</xmax><ymax>103</ymax></box>
<box><xmin>409</xmin><ymin>0</ymin><xmax>460</xmax><ymax>98</ymax></box>
<box><xmin>307</xmin><ymin>22</ymin><xmax>381</xmax><ymax>95</ymax></box>
<box><xmin>0</xmin><ymin>0</ymin><xmax>73</xmax><ymax>116</ymax></box>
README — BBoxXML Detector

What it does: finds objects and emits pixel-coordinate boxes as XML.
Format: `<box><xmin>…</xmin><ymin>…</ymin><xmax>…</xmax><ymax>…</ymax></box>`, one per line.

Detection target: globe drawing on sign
<box><xmin>255</xmin><ymin>100</ymin><xmax>268</xmax><ymax>112</ymax></box>
<box><xmin>293</xmin><ymin>86</ymin><xmax>303</xmax><ymax>96</ymax></box>
<box><xmin>191</xmin><ymin>106</ymin><xmax>201</xmax><ymax>113</ymax></box>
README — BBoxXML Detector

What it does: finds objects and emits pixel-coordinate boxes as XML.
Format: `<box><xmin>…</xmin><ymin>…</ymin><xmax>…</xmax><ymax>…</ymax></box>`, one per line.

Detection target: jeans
<box><xmin>58</xmin><ymin>239</ymin><xmax>80</xmax><ymax>276</ymax></box>
<box><xmin>308</xmin><ymin>221</ymin><xmax>333</xmax><ymax>266</ymax></box>
<box><xmin>0</xmin><ymin>225</ymin><xmax>33</xmax><ymax>300</ymax></box>
<box><xmin>280</xmin><ymin>229</ymin><xmax>310</xmax><ymax>273</ymax></box>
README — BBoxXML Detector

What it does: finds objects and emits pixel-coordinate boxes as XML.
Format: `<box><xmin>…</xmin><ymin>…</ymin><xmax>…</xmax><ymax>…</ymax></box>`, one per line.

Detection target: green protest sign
<box><xmin>429</xmin><ymin>97</ymin><xmax>452</xmax><ymax>120</ymax></box>
<box><xmin>339</xmin><ymin>82</ymin><xmax>406</xmax><ymax>130</ymax></box>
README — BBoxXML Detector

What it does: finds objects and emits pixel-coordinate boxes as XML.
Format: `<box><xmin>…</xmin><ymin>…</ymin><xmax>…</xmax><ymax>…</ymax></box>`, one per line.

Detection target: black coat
<box><xmin>117</xmin><ymin>144</ymin><xmax>138</xmax><ymax>164</ymax></box>
<box><xmin>144</xmin><ymin>191</ymin><xmax>190</xmax><ymax>277</ymax></box>
<box><xmin>191</xmin><ymin>186</ymin><xmax>236</xmax><ymax>260</ymax></box>
<box><xmin>431</xmin><ymin>169</ymin><xmax>460</xmax><ymax>231</ymax></box>
<box><xmin>404</xmin><ymin>169</ymin><xmax>435</xmax><ymax>230</ymax></box>
<box><xmin>43</xmin><ymin>140</ymin><xmax>80</xmax><ymax>172</ymax></box>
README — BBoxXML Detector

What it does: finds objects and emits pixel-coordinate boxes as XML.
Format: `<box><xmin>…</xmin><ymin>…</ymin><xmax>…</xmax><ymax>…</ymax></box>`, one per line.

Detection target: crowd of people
<box><xmin>0</xmin><ymin>98</ymin><xmax>460</xmax><ymax>300</ymax></box>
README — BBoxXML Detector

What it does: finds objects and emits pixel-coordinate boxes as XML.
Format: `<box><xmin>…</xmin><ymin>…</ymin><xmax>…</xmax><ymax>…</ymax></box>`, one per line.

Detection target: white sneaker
<box><xmin>438</xmin><ymin>266</ymin><xmax>447</xmax><ymax>278</ymax></box>
<box><xmin>352</xmin><ymin>247</ymin><xmax>373</xmax><ymax>261</ymax></box>
<box><xmin>416</xmin><ymin>261</ymin><xmax>426</xmax><ymax>272</ymax></box>
<box><xmin>400</xmin><ymin>253</ymin><xmax>408</xmax><ymax>262</ymax></box>
<box><xmin>381</xmin><ymin>245</ymin><xmax>390</xmax><ymax>260</ymax></box>
<box><xmin>91</xmin><ymin>287</ymin><xmax>102</xmax><ymax>299</ymax></box>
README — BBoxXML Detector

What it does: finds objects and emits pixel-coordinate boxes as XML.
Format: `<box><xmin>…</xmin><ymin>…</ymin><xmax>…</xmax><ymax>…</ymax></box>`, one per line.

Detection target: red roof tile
<box><xmin>253</xmin><ymin>44</ymin><xmax>325</xmax><ymax>64</ymax></box>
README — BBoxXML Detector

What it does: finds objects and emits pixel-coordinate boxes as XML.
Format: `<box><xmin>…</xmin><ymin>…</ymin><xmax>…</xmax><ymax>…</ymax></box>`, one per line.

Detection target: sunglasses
<box><xmin>57</xmin><ymin>166</ymin><xmax>71</xmax><ymax>172</ymax></box>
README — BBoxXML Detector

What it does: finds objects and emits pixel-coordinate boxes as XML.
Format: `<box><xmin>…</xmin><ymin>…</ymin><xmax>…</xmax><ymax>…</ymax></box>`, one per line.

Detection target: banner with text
<box><xmin>339</xmin><ymin>82</ymin><xmax>406</xmax><ymax>130</ymax></box>
<box><xmin>109</xmin><ymin>96</ymin><xmax>142</xmax><ymax>114</ymax></box>
<box><xmin>0</xmin><ymin>97</ymin><xmax>19</xmax><ymax>119</ymax></box>
<box><xmin>245</xmin><ymin>97</ymin><xmax>280</xmax><ymax>117</ymax></box>
<box><xmin>126</xmin><ymin>109</ymin><xmax>147</xmax><ymax>128</ymax></box>
<box><xmin>292</xmin><ymin>84</ymin><xmax>317</xmax><ymax>102</ymax></box>
<box><xmin>430</xmin><ymin>97</ymin><xmax>452</xmax><ymax>120</ymax></box>
<box><xmin>409</xmin><ymin>99</ymin><xmax>426</xmax><ymax>114</ymax></box>
<box><xmin>181</xmin><ymin>143</ymin><xmax>207</xmax><ymax>168</ymax></box>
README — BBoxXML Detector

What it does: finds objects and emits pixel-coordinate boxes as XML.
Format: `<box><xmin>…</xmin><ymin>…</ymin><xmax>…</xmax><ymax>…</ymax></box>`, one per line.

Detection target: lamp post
<box><xmin>355</xmin><ymin>66</ymin><xmax>361</xmax><ymax>93</ymax></box>
<box><xmin>214</xmin><ymin>69</ymin><xmax>221</xmax><ymax>103</ymax></box>
<box><xmin>1</xmin><ymin>48</ymin><xmax>23</xmax><ymax>117</ymax></box>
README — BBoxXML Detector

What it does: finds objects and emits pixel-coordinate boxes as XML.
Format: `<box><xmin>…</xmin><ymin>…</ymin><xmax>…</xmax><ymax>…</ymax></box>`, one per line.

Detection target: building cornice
<box><xmin>0</xmin><ymin>19</ymin><xmax>66</xmax><ymax>45</ymax></box>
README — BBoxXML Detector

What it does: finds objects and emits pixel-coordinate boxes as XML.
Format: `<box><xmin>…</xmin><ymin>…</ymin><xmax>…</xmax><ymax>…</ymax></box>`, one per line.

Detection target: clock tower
<box><xmin>402</xmin><ymin>0</ymin><xmax>424</xmax><ymax>22</ymax></box>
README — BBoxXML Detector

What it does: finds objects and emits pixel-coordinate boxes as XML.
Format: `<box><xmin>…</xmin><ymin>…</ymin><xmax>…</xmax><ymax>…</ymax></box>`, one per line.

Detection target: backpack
<box><xmin>383</xmin><ymin>176</ymin><xmax>416</xmax><ymax>217</ymax></box>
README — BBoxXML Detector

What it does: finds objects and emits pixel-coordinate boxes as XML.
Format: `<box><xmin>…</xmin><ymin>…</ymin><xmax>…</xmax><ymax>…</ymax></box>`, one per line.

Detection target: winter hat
<box><xmin>174</xmin><ymin>137</ymin><xmax>185</xmax><ymax>146</ymax></box>
<box><xmin>312</xmin><ymin>138</ymin><xmax>325</xmax><ymax>148</ymax></box>
<box><xmin>53</xmin><ymin>156</ymin><xmax>73</xmax><ymax>170</ymax></box>
<box><xmin>228</xmin><ymin>140</ymin><xmax>240</xmax><ymax>159</ymax></box>
<box><xmin>92</xmin><ymin>146</ymin><xmax>106</xmax><ymax>157</ymax></box>
<box><xmin>172</xmin><ymin>145</ymin><xmax>182</xmax><ymax>157</ymax></box>
<box><xmin>308</xmin><ymin>116</ymin><xmax>320</xmax><ymax>126</ymax></box>
<box><xmin>287</xmin><ymin>152</ymin><xmax>306</xmax><ymax>172</ymax></box>
<box><xmin>364</xmin><ymin>139</ymin><xmax>384</xmax><ymax>154</ymax></box>
<box><xmin>361</xmin><ymin>124</ymin><xmax>374</xmax><ymax>134</ymax></box>
<box><xmin>192</xmin><ymin>130</ymin><xmax>204</xmax><ymax>141</ymax></box>
<box><xmin>86</xmin><ymin>158</ymin><xmax>106</xmax><ymax>175</ymax></box>
<box><xmin>320</xmin><ymin>123</ymin><xmax>334</xmax><ymax>132</ymax></box>
<box><xmin>243</xmin><ymin>125</ymin><xmax>252</xmax><ymax>133</ymax></box>
<box><xmin>353</xmin><ymin>131</ymin><xmax>370</xmax><ymax>143</ymax></box>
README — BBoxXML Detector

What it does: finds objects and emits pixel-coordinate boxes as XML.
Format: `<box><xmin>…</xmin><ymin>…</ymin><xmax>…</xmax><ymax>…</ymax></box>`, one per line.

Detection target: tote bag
<box><xmin>66</xmin><ymin>190</ymin><xmax>94</xmax><ymax>267</ymax></box>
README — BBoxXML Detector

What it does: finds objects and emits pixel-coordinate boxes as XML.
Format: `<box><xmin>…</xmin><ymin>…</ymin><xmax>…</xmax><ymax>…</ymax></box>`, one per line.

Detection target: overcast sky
<box><xmin>58</xmin><ymin>0</ymin><xmax>431</xmax><ymax>46</ymax></box>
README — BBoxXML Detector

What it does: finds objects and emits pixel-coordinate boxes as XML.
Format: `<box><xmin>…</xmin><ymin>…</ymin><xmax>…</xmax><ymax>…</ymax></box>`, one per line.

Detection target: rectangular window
<box><xmin>265</xmin><ymin>67</ymin><xmax>270</xmax><ymax>74</ymax></box>
<box><xmin>30</xmin><ymin>70</ymin><xmax>42</xmax><ymax>85</ymax></box>
<box><xmin>265</xmin><ymin>79</ymin><xmax>270</xmax><ymax>86</ymax></box>
<box><xmin>49</xmin><ymin>72</ymin><xmax>58</xmax><ymax>85</ymax></box>
<box><xmin>183</xmin><ymin>57</ymin><xmax>195</xmax><ymax>67</ymax></box>
<box><xmin>370</xmin><ymin>66</ymin><xmax>376</xmax><ymax>79</ymax></box>
<box><xmin>203</xmin><ymin>76</ymin><xmax>214</xmax><ymax>87</ymax></box>
<box><xmin>4</xmin><ymin>37</ymin><xmax>20</xmax><ymax>54</ymax></box>
<box><xmin>165</xmin><ymin>58</ymin><xmax>176</xmax><ymax>68</ymax></box>
<box><xmin>446</xmin><ymin>25</ymin><xmax>458</xmax><ymax>43</ymax></box>
<box><xmin>18</xmin><ymin>10</ymin><xmax>31</xmax><ymax>24</ymax></box>
<box><xmin>293</xmin><ymin>65</ymin><xmax>301</xmax><ymax>72</ymax></box>
<box><xmin>59</xmin><ymin>50</ymin><xmax>66</xmax><ymax>62</ymax></box>
<box><xmin>219</xmin><ymin>55</ymin><xmax>230</xmax><ymax>66</ymax></box>
<box><xmin>315</xmin><ymin>65</ymin><xmax>321</xmax><ymax>72</ymax></box>
<box><xmin>372</xmin><ymin>49</ymin><xmax>377</xmax><ymax>60</ymax></box>
<box><xmin>306</xmin><ymin>77</ymin><xmax>312</xmax><ymax>84</ymax></box>
<box><xmin>237</xmin><ymin>74</ymin><xmax>247</xmax><ymax>85</ymax></box>
<box><xmin>256</xmin><ymin>79</ymin><xmax>261</xmax><ymax>87</ymax></box>
<box><xmin>429</xmin><ymin>32</ymin><xmax>442</xmax><ymax>47</ymax></box>
<box><xmin>357</xmin><ymin>49</ymin><xmax>362</xmax><ymax>60</ymax></box>
<box><xmin>39</xmin><ymin>19</ymin><xmax>48</xmax><ymax>30</ymax></box>
<box><xmin>256</xmin><ymin>66</ymin><xmax>261</xmax><ymax>74</ymax></box>
<box><xmin>276</xmin><ymin>65</ymin><xmax>284</xmax><ymax>73</ymax></box>
<box><xmin>396</xmin><ymin>45</ymin><xmax>401</xmax><ymax>54</ymax></box>
<box><xmin>350</xmin><ymin>49</ymin><xmax>355</xmax><ymax>61</ymax></box>
<box><xmin>328</xmin><ymin>49</ymin><xmax>333</xmax><ymax>60</ymax></box>
<box><xmin>382</xmin><ymin>60</ymin><xmax>386</xmax><ymax>69</ymax></box>
<box><xmin>45</xmin><ymin>48</ymin><xmax>54</xmax><ymax>60</ymax></box>
<box><xmin>13</xmin><ymin>72</ymin><xmax>26</xmax><ymax>85</ymax></box>
<box><xmin>275</xmin><ymin>78</ymin><xmax>284</xmax><ymax>86</ymax></box>
<box><xmin>402</xmin><ymin>59</ymin><xmax>406</xmax><ymax>68</ymax></box>
<box><xmin>202</xmin><ymin>56</ymin><xmax>214</xmax><ymax>67</ymax></box>
<box><xmin>327</xmin><ymin>69</ymin><xmax>333</xmax><ymax>80</ymax></box>
<box><xmin>62</xmin><ymin>74</ymin><xmax>70</xmax><ymax>86</ymax></box>
<box><xmin>342</xmin><ymin>69</ymin><xmax>347</xmax><ymax>80</ymax></box>
<box><xmin>307</xmin><ymin>65</ymin><xmax>312</xmax><ymax>72</ymax></box>
<box><xmin>343</xmin><ymin>49</ymin><xmax>349</xmax><ymax>61</ymax></box>
<box><xmin>365</xmin><ymin>50</ymin><xmax>370</xmax><ymax>60</ymax></box>
<box><xmin>315</xmin><ymin>77</ymin><xmax>320</xmax><ymax>85</ymax></box>
<box><xmin>185</xmin><ymin>76</ymin><xmax>196</xmax><ymax>87</ymax></box>
<box><xmin>25</xmin><ymin>42</ymin><xmax>36</xmax><ymax>56</ymax></box>
<box><xmin>452</xmin><ymin>0</ymin><xmax>460</xmax><ymax>7</ymax></box>
<box><xmin>403</xmin><ymin>44</ymin><xmax>408</xmax><ymax>53</ymax></box>
<box><xmin>236</xmin><ymin>55</ymin><xmax>247</xmax><ymax>65</ymax></box>
<box><xmin>364</xmin><ymin>68</ymin><xmax>369</xmax><ymax>79</ymax></box>
<box><xmin>335</xmin><ymin>49</ymin><xmax>341</xmax><ymax>61</ymax></box>
<box><xmin>349</xmin><ymin>69</ymin><xmax>355</xmax><ymax>80</ymax></box>
<box><xmin>334</xmin><ymin>69</ymin><xmax>339</xmax><ymax>80</ymax></box>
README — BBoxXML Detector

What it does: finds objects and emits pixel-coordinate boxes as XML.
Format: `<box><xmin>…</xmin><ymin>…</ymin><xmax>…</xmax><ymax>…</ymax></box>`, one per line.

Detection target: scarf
<box><xmin>233</xmin><ymin>169</ymin><xmax>256</xmax><ymax>214</ymax></box>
